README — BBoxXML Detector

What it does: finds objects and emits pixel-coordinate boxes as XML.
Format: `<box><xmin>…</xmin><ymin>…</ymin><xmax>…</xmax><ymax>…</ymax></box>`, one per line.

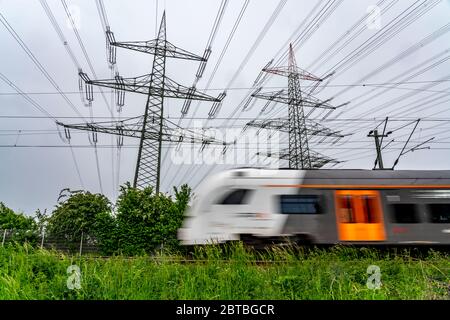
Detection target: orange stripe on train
<box><xmin>263</xmin><ymin>184</ymin><xmax>450</xmax><ymax>189</ymax></box>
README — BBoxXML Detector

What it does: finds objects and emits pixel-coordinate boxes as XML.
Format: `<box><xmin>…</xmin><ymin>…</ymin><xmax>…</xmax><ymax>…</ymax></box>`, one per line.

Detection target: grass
<box><xmin>0</xmin><ymin>243</ymin><xmax>448</xmax><ymax>299</ymax></box>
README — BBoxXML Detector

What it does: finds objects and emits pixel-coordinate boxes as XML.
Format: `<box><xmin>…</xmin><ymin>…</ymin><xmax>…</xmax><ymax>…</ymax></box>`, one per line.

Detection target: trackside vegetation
<box><xmin>0</xmin><ymin>184</ymin><xmax>448</xmax><ymax>300</ymax></box>
<box><xmin>0</xmin><ymin>244</ymin><xmax>448</xmax><ymax>299</ymax></box>
<box><xmin>0</xmin><ymin>183</ymin><xmax>191</xmax><ymax>255</ymax></box>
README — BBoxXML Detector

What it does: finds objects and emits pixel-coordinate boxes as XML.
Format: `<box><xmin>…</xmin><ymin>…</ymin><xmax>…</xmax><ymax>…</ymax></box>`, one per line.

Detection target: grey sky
<box><xmin>1</xmin><ymin>0</ymin><xmax>450</xmax><ymax>215</ymax></box>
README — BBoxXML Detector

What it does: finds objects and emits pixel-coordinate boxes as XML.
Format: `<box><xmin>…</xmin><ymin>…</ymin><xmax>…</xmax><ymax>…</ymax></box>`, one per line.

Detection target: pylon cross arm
<box><xmin>164</xmin><ymin>76</ymin><xmax>223</xmax><ymax>102</ymax></box>
<box><xmin>262</xmin><ymin>65</ymin><xmax>322</xmax><ymax>81</ymax></box>
<box><xmin>246</xmin><ymin>118</ymin><xmax>344</xmax><ymax>138</ymax></box>
<box><xmin>252</xmin><ymin>90</ymin><xmax>336</xmax><ymax>110</ymax></box>
<box><xmin>56</xmin><ymin>118</ymin><xmax>227</xmax><ymax>145</ymax></box>
<box><xmin>84</xmin><ymin>73</ymin><xmax>222</xmax><ymax>102</ymax></box>
<box><xmin>247</xmin><ymin>118</ymin><xmax>287</xmax><ymax>131</ymax></box>
<box><xmin>111</xmin><ymin>39</ymin><xmax>206</xmax><ymax>61</ymax></box>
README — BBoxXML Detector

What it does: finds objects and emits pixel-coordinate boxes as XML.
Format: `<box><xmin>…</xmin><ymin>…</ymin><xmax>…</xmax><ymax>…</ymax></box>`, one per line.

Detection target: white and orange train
<box><xmin>178</xmin><ymin>168</ymin><xmax>450</xmax><ymax>246</ymax></box>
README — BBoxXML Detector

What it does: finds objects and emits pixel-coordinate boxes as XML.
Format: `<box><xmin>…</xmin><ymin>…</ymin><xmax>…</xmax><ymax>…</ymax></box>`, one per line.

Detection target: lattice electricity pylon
<box><xmin>249</xmin><ymin>44</ymin><xmax>347</xmax><ymax>169</ymax></box>
<box><xmin>70</xmin><ymin>12</ymin><xmax>224</xmax><ymax>193</ymax></box>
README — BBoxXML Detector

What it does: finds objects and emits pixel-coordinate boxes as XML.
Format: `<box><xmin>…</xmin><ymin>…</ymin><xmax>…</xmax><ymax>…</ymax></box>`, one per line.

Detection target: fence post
<box><xmin>1</xmin><ymin>229</ymin><xmax>7</xmax><ymax>247</ymax></box>
<box><xmin>79</xmin><ymin>231</ymin><xmax>84</xmax><ymax>256</ymax></box>
<box><xmin>40</xmin><ymin>229</ymin><xmax>45</xmax><ymax>249</ymax></box>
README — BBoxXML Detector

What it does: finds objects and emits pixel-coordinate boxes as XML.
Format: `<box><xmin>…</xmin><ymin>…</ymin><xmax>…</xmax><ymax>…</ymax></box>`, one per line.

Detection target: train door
<box><xmin>334</xmin><ymin>190</ymin><xmax>386</xmax><ymax>241</ymax></box>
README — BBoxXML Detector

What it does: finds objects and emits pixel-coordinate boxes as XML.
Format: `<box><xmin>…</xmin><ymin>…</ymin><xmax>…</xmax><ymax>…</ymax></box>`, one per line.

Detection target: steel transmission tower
<box><xmin>247</xmin><ymin>44</ymin><xmax>348</xmax><ymax>169</ymax></box>
<box><xmin>58</xmin><ymin>12</ymin><xmax>224</xmax><ymax>193</ymax></box>
<box><xmin>245</xmin><ymin>117</ymin><xmax>345</xmax><ymax>168</ymax></box>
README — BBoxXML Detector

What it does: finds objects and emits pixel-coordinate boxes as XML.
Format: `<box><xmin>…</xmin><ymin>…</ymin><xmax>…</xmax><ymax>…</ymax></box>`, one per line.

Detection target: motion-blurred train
<box><xmin>178</xmin><ymin>168</ymin><xmax>450</xmax><ymax>246</ymax></box>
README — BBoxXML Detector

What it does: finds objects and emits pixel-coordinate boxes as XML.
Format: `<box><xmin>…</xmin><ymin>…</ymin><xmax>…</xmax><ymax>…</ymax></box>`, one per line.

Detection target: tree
<box><xmin>46</xmin><ymin>190</ymin><xmax>116</xmax><ymax>254</ymax></box>
<box><xmin>115</xmin><ymin>183</ymin><xmax>191</xmax><ymax>255</ymax></box>
<box><xmin>0</xmin><ymin>202</ymin><xmax>38</xmax><ymax>244</ymax></box>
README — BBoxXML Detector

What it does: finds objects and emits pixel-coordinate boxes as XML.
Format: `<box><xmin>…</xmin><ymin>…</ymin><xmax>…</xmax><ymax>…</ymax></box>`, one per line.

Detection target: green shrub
<box><xmin>46</xmin><ymin>190</ymin><xmax>115</xmax><ymax>254</ymax></box>
<box><xmin>115</xmin><ymin>183</ymin><xmax>191</xmax><ymax>255</ymax></box>
<box><xmin>2</xmin><ymin>183</ymin><xmax>191</xmax><ymax>255</ymax></box>
<box><xmin>0</xmin><ymin>202</ymin><xmax>38</xmax><ymax>244</ymax></box>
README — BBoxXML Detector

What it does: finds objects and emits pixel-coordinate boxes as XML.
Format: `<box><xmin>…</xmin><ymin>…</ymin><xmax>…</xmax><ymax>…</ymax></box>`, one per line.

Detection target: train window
<box><xmin>279</xmin><ymin>195</ymin><xmax>322</xmax><ymax>214</ymax></box>
<box><xmin>361</xmin><ymin>196</ymin><xmax>379</xmax><ymax>223</ymax></box>
<box><xmin>337</xmin><ymin>195</ymin><xmax>356</xmax><ymax>223</ymax></box>
<box><xmin>427</xmin><ymin>204</ymin><xmax>450</xmax><ymax>223</ymax></box>
<box><xmin>218</xmin><ymin>189</ymin><xmax>253</xmax><ymax>205</ymax></box>
<box><xmin>390</xmin><ymin>203</ymin><xmax>420</xmax><ymax>223</ymax></box>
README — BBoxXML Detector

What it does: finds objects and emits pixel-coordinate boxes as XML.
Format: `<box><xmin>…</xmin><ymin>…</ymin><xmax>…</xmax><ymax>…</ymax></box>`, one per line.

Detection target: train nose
<box><xmin>177</xmin><ymin>227</ymin><xmax>192</xmax><ymax>243</ymax></box>
<box><xmin>178</xmin><ymin>228</ymin><xmax>195</xmax><ymax>245</ymax></box>
<box><xmin>177</xmin><ymin>228</ymin><xmax>186</xmax><ymax>239</ymax></box>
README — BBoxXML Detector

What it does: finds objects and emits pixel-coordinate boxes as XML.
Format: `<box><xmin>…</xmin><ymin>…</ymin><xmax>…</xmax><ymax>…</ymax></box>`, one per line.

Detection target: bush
<box><xmin>1</xmin><ymin>183</ymin><xmax>192</xmax><ymax>255</ymax></box>
<box><xmin>46</xmin><ymin>190</ymin><xmax>115</xmax><ymax>254</ymax></box>
<box><xmin>0</xmin><ymin>202</ymin><xmax>38</xmax><ymax>244</ymax></box>
<box><xmin>115</xmin><ymin>183</ymin><xmax>191</xmax><ymax>255</ymax></box>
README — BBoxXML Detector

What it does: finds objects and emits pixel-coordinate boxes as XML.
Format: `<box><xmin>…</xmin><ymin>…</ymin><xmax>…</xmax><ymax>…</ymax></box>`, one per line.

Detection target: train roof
<box><xmin>230</xmin><ymin>168</ymin><xmax>450</xmax><ymax>185</ymax></box>
<box><xmin>302</xmin><ymin>169</ymin><xmax>450</xmax><ymax>180</ymax></box>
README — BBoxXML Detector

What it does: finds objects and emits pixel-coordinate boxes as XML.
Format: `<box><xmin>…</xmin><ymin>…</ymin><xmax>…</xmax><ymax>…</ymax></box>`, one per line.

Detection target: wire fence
<box><xmin>0</xmin><ymin>228</ymin><xmax>100</xmax><ymax>255</ymax></box>
<box><xmin>2</xmin><ymin>228</ymin><xmax>449</xmax><ymax>264</ymax></box>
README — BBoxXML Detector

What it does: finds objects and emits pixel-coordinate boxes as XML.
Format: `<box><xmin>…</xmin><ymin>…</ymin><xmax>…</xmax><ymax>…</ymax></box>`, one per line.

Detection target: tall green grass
<box><xmin>0</xmin><ymin>243</ymin><xmax>448</xmax><ymax>299</ymax></box>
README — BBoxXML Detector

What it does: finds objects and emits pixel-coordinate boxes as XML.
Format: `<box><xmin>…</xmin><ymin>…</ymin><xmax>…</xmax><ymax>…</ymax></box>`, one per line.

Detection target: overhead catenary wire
<box><xmin>178</xmin><ymin>0</ymin><xmax>347</xmax><ymax>191</ymax></box>
<box><xmin>39</xmin><ymin>0</ymin><xmax>104</xmax><ymax>192</ymax></box>
<box><xmin>327</xmin><ymin>22</ymin><xmax>450</xmax><ymax>101</ymax></box>
<box><xmin>325</xmin><ymin>51</ymin><xmax>450</xmax><ymax>127</ymax></box>
<box><xmin>175</xmin><ymin>3</ymin><xmax>345</xmax><ymax>190</ymax></box>
<box><xmin>60</xmin><ymin>0</ymin><xmax>115</xmax><ymax>118</ymax></box>
<box><xmin>319</xmin><ymin>0</ymin><xmax>438</xmax><ymax>78</ymax></box>
<box><xmin>0</xmin><ymin>12</ymin><xmax>85</xmax><ymax>120</ymax></box>
<box><xmin>0</xmin><ymin>72</ymin><xmax>85</xmax><ymax>188</ymax></box>
<box><xmin>162</xmin><ymin>0</ymin><xmax>250</xmax><ymax>189</ymax></box>
<box><xmin>3</xmin><ymin>115</ymin><xmax>450</xmax><ymax>122</ymax></box>
<box><xmin>305</xmin><ymin>0</ymin><xmax>445</xmax><ymax>118</ymax></box>
<box><xmin>52</xmin><ymin>0</ymin><xmax>110</xmax><ymax>194</ymax></box>
<box><xmin>169</xmin><ymin>1</ymin><xmax>335</xmax><ymax>190</ymax></box>
<box><xmin>1</xmin><ymin>144</ymin><xmax>449</xmax><ymax>150</ymax></box>
<box><xmin>164</xmin><ymin>0</ymin><xmax>291</xmax><ymax>189</ymax></box>
<box><xmin>318</xmin><ymin>107</ymin><xmax>450</xmax><ymax>161</ymax></box>
<box><xmin>237</xmin><ymin>3</ymin><xmax>445</xmax><ymax>171</ymax></box>
<box><xmin>307</xmin><ymin>0</ymin><xmax>392</xmax><ymax>71</ymax></box>
<box><xmin>2</xmin><ymin>2</ymin><xmax>449</xmax><ymax>195</ymax></box>
<box><xmin>41</xmin><ymin>0</ymin><xmax>111</xmax><ymax>194</ymax></box>
<box><xmin>324</xmin><ymin>119</ymin><xmax>450</xmax><ymax>162</ymax></box>
<box><xmin>301</xmin><ymin>0</ymin><xmax>444</xmax><ymax>120</ymax></box>
<box><xmin>224</xmin><ymin>0</ymin><xmax>288</xmax><ymax>90</ymax></box>
<box><xmin>199</xmin><ymin>79</ymin><xmax>450</xmax><ymax>182</ymax></box>
<box><xmin>0</xmin><ymin>9</ymin><xmax>87</xmax><ymax>188</ymax></box>
<box><xmin>158</xmin><ymin>0</ymin><xmax>230</xmax><ymax>178</ymax></box>
<box><xmin>2</xmin><ymin>79</ymin><xmax>450</xmax><ymax>96</ymax></box>
<box><xmin>183</xmin><ymin>0</ymin><xmax>249</xmax><ymax>129</ymax></box>
<box><xmin>95</xmin><ymin>0</ymin><xmax>120</xmax><ymax>198</ymax></box>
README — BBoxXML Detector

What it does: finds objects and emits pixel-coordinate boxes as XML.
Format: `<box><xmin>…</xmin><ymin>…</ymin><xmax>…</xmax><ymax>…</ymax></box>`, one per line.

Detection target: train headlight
<box><xmin>256</xmin><ymin>212</ymin><xmax>270</xmax><ymax>219</ymax></box>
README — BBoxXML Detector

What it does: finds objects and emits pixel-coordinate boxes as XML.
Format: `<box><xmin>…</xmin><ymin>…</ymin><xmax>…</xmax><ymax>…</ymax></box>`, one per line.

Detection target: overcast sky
<box><xmin>1</xmin><ymin>0</ymin><xmax>450</xmax><ymax>215</ymax></box>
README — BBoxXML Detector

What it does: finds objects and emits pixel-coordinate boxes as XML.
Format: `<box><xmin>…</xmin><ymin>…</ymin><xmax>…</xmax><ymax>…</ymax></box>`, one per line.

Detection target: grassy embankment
<box><xmin>0</xmin><ymin>244</ymin><xmax>448</xmax><ymax>299</ymax></box>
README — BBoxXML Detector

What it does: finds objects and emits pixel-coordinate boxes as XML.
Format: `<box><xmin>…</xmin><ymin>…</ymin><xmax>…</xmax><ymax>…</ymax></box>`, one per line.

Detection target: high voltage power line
<box><xmin>1</xmin><ymin>1</ymin><xmax>449</xmax><ymax>196</ymax></box>
<box><xmin>1</xmin><ymin>80</ymin><xmax>450</xmax><ymax>96</ymax></box>
<box><xmin>168</xmin><ymin>0</ymin><xmax>348</xmax><ymax>190</ymax></box>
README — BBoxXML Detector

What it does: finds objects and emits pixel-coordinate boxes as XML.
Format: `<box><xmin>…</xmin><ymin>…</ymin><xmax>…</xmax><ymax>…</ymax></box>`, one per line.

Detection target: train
<box><xmin>178</xmin><ymin>168</ymin><xmax>450</xmax><ymax>246</ymax></box>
